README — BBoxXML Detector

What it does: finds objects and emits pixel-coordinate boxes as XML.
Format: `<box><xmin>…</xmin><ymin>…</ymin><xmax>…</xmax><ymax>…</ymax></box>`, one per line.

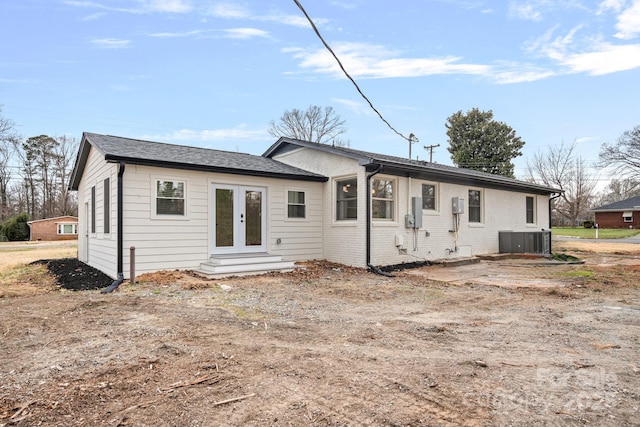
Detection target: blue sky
<box><xmin>1</xmin><ymin>0</ymin><xmax>639</xmax><ymax>183</ymax></box>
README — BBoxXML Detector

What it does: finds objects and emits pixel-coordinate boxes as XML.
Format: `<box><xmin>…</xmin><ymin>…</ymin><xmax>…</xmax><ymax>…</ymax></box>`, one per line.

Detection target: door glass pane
<box><xmin>245</xmin><ymin>190</ymin><xmax>262</xmax><ymax>246</ymax></box>
<box><xmin>216</xmin><ymin>189</ymin><xmax>234</xmax><ymax>247</ymax></box>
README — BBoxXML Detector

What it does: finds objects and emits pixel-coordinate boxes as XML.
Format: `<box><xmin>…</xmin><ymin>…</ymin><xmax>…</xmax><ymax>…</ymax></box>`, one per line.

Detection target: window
<box><xmin>91</xmin><ymin>186</ymin><xmax>96</xmax><ymax>233</ymax></box>
<box><xmin>623</xmin><ymin>211</ymin><xmax>633</xmax><ymax>222</ymax></box>
<box><xmin>57</xmin><ymin>223</ymin><xmax>77</xmax><ymax>235</ymax></box>
<box><xmin>372</xmin><ymin>178</ymin><xmax>394</xmax><ymax>220</ymax></box>
<box><xmin>156</xmin><ymin>180</ymin><xmax>185</xmax><ymax>215</ymax></box>
<box><xmin>104</xmin><ymin>178</ymin><xmax>110</xmax><ymax>233</ymax></box>
<box><xmin>422</xmin><ymin>184</ymin><xmax>436</xmax><ymax>210</ymax></box>
<box><xmin>287</xmin><ymin>190</ymin><xmax>306</xmax><ymax>219</ymax></box>
<box><xmin>526</xmin><ymin>196</ymin><xmax>535</xmax><ymax>224</ymax></box>
<box><xmin>336</xmin><ymin>177</ymin><xmax>357</xmax><ymax>220</ymax></box>
<box><xmin>468</xmin><ymin>189</ymin><xmax>482</xmax><ymax>223</ymax></box>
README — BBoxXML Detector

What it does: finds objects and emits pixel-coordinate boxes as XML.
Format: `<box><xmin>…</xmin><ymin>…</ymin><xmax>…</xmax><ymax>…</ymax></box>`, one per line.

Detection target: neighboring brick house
<box><xmin>27</xmin><ymin>216</ymin><xmax>79</xmax><ymax>241</ymax></box>
<box><xmin>591</xmin><ymin>196</ymin><xmax>640</xmax><ymax>229</ymax></box>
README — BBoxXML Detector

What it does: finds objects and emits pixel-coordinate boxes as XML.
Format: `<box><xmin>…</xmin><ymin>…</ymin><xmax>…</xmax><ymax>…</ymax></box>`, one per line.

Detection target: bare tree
<box><xmin>53</xmin><ymin>135</ymin><xmax>78</xmax><ymax>216</ymax></box>
<box><xmin>594</xmin><ymin>178</ymin><xmax>640</xmax><ymax>207</ymax></box>
<box><xmin>0</xmin><ymin>107</ymin><xmax>19</xmax><ymax>221</ymax></box>
<box><xmin>268</xmin><ymin>105</ymin><xmax>347</xmax><ymax>145</ymax></box>
<box><xmin>527</xmin><ymin>140</ymin><xmax>597</xmax><ymax>226</ymax></box>
<box><xmin>599</xmin><ymin>125</ymin><xmax>640</xmax><ymax>181</ymax></box>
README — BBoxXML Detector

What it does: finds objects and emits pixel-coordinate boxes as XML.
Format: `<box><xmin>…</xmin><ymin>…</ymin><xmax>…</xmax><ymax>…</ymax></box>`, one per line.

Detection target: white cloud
<box><xmin>147</xmin><ymin>126</ymin><xmax>267</xmax><ymax>142</ymax></box>
<box><xmin>149</xmin><ymin>29</ymin><xmax>209</xmax><ymax>38</ymax></box>
<box><xmin>331</xmin><ymin>98</ymin><xmax>372</xmax><ymax>116</ymax></box>
<box><xmin>509</xmin><ymin>2</ymin><xmax>544</xmax><ymax>21</ymax></box>
<box><xmin>91</xmin><ymin>38</ymin><xmax>131</xmax><ymax>48</ymax></box>
<box><xmin>597</xmin><ymin>0</ymin><xmax>627</xmax><ymax>13</ymax></box>
<box><xmin>527</xmin><ymin>25</ymin><xmax>640</xmax><ymax>74</ymax></box>
<box><xmin>223</xmin><ymin>28</ymin><xmax>270</xmax><ymax>39</ymax></box>
<box><xmin>207</xmin><ymin>1</ymin><xmax>325</xmax><ymax>28</ymax></box>
<box><xmin>286</xmin><ymin>42</ymin><xmax>491</xmax><ymax>79</ymax></box>
<box><xmin>144</xmin><ymin>0</ymin><xmax>192</xmax><ymax>13</ymax></box>
<box><xmin>63</xmin><ymin>0</ymin><xmax>191</xmax><ymax>14</ymax></box>
<box><xmin>207</xmin><ymin>2</ymin><xmax>249</xmax><ymax>19</ymax></box>
<box><xmin>560</xmin><ymin>42</ymin><xmax>640</xmax><ymax>74</ymax></box>
<box><xmin>614</xmin><ymin>0</ymin><xmax>640</xmax><ymax>39</ymax></box>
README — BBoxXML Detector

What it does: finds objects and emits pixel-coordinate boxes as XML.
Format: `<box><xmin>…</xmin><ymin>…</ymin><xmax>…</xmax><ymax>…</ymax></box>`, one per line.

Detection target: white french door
<box><xmin>212</xmin><ymin>184</ymin><xmax>266</xmax><ymax>254</ymax></box>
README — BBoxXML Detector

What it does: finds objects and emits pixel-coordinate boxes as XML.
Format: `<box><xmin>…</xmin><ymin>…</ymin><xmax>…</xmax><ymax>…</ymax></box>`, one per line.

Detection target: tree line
<box><xmin>1</xmin><ymin>104</ymin><xmax>638</xmax><ymax>240</ymax></box>
<box><xmin>1</xmin><ymin>107</ymin><xmax>78</xmax><ymax>230</ymax></box>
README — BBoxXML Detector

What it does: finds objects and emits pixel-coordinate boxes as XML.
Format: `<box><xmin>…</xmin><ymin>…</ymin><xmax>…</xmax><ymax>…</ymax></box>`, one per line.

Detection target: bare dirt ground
<box><xmin>1</xmin><ymin>241</ymin><xmax>639</xmax><ymax>426</ymax></box>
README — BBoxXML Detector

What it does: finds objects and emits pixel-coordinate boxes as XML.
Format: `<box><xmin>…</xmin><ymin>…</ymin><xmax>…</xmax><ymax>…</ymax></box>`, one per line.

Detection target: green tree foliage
<box><xmin>1</xmin><ymin>212</ymin><xmax>30</xmax><ymax>241</ymax></box>
<box><xmin>446</xmin><ymin>108</ymin><xmax>525</xmax><ymax>178</ymax></box>
<box><xmin>599</xmin><ymin>125</ymin><xmax>640</xmax><ymax>181</ymax></box>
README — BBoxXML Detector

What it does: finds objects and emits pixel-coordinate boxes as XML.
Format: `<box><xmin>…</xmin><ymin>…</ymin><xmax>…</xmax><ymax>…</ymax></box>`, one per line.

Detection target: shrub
<box><xmin>1</xmin><ymin>213</ymin><xmax>30</xmax><ymax>241</ymax></box>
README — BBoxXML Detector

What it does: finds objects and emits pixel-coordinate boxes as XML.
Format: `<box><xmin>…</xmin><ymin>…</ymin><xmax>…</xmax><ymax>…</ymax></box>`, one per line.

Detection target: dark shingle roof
<box><xmin>264</xmin><ymin>138</ymin><xmax>560</xmax><ymax>195</ymax></box>
<box><xmin>592</xmin><ymin>195</ymin><xmax>640</xmax><ymax>211</ymax></box>
<box><xmin>70</xmin><ymin>133</ymin><xmax>327</xmax><ymax>190</ymax></box>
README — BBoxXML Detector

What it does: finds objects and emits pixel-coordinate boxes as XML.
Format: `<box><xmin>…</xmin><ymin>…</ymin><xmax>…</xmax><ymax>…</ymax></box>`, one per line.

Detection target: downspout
<box><xmin>366</xmin><ymin>164</ymin><xmax>395</xmax><ymax>277</ymax></box>
<box><xmin>548</xmin><ymin>192</ymin><xmax>562</xmax><ymax>255</ymax></box>
<box><xmin>101</xmin><ymin>161</ymin><xmax>126</xmax><ymax>293</ymax></box>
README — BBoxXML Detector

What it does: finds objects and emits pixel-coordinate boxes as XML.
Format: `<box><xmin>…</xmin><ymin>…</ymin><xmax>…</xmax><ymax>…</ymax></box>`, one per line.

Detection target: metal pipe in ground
<box><xmin>129</xmin><ymin>246</ymin><xmax>136</xmax><ymax>284</ymax></box>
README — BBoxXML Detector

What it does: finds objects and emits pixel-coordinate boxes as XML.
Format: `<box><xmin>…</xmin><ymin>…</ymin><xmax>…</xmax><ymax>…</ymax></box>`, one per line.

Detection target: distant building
<box><xmin>27</xmin><ymin>216</ymin><xmax>79</xmax><ymax>241</ymax></box>
<box><xmin>591</xmin><ymin>196</ymin><xmax>640</xmax><ymax>229</ymax></box>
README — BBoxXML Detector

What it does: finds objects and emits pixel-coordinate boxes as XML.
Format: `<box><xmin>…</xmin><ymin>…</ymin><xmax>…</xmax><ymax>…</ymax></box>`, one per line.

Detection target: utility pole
<box><xmin>408</xmin><ymin>133</ymin><xmax>419</xmax><ymax>159</ymax></box>
<box><xmin>423</xmin><ymin>144</ymin><xmax>440</xmax><ymax>163</ymax></box>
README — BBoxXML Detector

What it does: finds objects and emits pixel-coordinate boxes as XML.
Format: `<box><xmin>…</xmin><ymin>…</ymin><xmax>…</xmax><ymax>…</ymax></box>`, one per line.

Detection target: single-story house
<box><xmin>69</xmin><ymin>132</ymin><xmax>560</xmax><ymax>283</ymax></box>
<box><xmin>591</xmin><ymin>195</ymin><xmax>640</xmax><ymax>228</ymax></box>
<box><xmin>27</xmin><ymin>216</ymin><xmax>78</xmax><ymax>241</ymax></box>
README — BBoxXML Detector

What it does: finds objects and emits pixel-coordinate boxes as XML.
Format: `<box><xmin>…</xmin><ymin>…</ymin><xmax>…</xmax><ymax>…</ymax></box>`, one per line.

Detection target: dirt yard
<box><xmin>1</xmin><ymin>241</ymin><xmax>639</xmax><ymax>426</ymax></box>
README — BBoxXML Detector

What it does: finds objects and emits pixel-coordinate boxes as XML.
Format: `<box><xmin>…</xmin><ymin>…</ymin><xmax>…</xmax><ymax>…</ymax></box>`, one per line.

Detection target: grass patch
<box><xmin>0</xmin><ymin>263</ymin><xmax>58</xmax><ymax>298</ymax></box>
<box><xmin>561</xmin><ymin>270</ymin><xmax>594</xmax><ymax>278</ymax></box>
<box><xmin>551</xmin><ymin>253</ymin><xmax>580</xmax><ymax>261</ymax></box>
<box><xmin>552</xmin><ymin>227</ymin><xmax>640</xmax><ymax>239</ymax></box>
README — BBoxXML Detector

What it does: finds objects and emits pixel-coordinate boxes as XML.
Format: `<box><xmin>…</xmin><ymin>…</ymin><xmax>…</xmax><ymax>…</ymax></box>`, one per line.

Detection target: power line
<box><xmin>292</xmin><ymin>0</ymin><xmax>413</xmax><ymax>143</ymax></box>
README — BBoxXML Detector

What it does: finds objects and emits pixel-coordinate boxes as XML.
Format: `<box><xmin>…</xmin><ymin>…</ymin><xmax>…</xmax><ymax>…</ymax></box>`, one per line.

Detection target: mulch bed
<box><xmin>31</xmin><ymin>258</ymin><xmax>113</xmax><ymax>291</ymax></box>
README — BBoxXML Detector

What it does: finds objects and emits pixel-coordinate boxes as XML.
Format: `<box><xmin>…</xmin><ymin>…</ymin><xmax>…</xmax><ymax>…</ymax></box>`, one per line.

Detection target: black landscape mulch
<box><xmin>31</xmin><ymin>258</ymin><xmax>113</xmax><ymax>291</ymax></box>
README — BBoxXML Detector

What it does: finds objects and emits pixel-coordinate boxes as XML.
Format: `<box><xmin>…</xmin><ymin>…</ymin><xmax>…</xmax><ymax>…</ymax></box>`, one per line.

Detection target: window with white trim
<box><xmin>156</xmin><ymin>180</ymin><xmax>185</xmax><ymax>216</ymax></box>
<box><xmin>57</xmin><ymin>223</ymin><xmax>77</xmax><ymax>235</ymax></box>
<box><xmin>422</xmin><ymin>183</ymin><xmax>437</xmax><ymax>210</ymax></box>
<box><xmin>468</xmin><ymin>189</ymin><xmax>482</xmax><ymax>223</ymax></box>
<box><xmin>526</xmin><ymin>196</ymin><xmax>535</xmax><ymax>224</ymax></box>
<box><xmin>372</xmin><ymin>178</ymin><xmax>395</xmax><ymax>220</ymax></box>
<box><xmin>336</xmin><ymin>177</ymin><xmax>357</xmax><ymax>220</ymax></box>
<box><xmin>623</xmin><ymin>211</ymin><xmax>633</xmax><ymax>222</ymax></box>
<box><xmin>287</xmin><ymin>190</ymin><xmax>306</xmax><ymax>219</ymax></box>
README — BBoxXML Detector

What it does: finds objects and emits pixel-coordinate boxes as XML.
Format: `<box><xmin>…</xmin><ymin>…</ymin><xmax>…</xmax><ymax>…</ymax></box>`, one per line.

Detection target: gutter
<box><xmin>548</xmin><ymin>192</ymin><xmax>562</xmax><ymax>256</ymax></box>
<box><xmin>101</xmin><ymin>161</ymin><xmax>126</xmax><ymax>293</ymax></box>
<box><xmin>365</xmin><ymin>164</ymin><xmax>395</xmax><ymax>277</ymax></box>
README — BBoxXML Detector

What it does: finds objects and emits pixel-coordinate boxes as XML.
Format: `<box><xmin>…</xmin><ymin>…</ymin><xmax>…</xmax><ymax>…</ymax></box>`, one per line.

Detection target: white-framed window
<box><xmin>287</xmin><ymin>190</ymin><xmax>306</xmax><ymax>219</ymax></box>
<box><xmin>58</xmin><ymin>223</ymin><xmax>77</xmax><ymax>235</ymax></box>
<box><xmin>336</xmin><ymin>177</ymin><xmax>357</xmax><ymax>220</ymax></box>
<box><xmin>526</xmin><ymin>196</ymin><xmax>535</xmax><ymax>224</ymax></box>
<box><xmin>623</xmin><ymin>211</ymin><xmax>633</xmax><ymax>222</ymax></box>
<box><xmin>372</xmin><ymin>178</ymin><xmax>395</xmax><ymax>220</ymax></box>
<box><xmin>422</xmin><ymin>183</ymin><xmax>437</xmax><ymax>210</ymax></box>
<box><xmin>468</xmin><ymin>189</ymin><xmax>482</xmax><ymax>223</ymax></box>
<box><xmin>155</xmin><ymin>179</ymin><xmax>186</xmax><ymax>216</ymax></box>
